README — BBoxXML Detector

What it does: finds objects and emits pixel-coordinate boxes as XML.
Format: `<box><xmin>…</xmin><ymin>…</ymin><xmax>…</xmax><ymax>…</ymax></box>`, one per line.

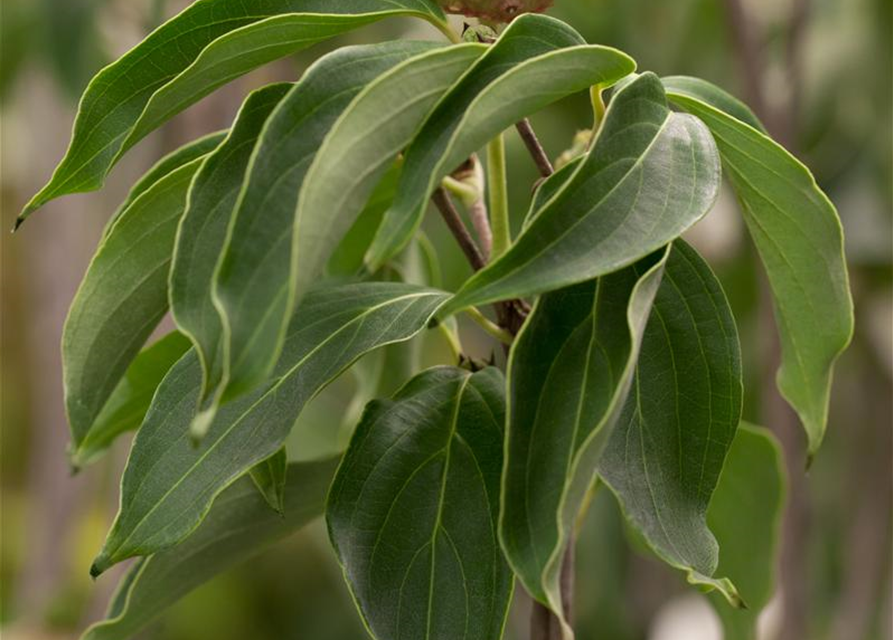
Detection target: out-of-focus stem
<box><xmin>487</xmin><ymin>133</ymin><xmax>511</xmax><ymax>259</ymax></box>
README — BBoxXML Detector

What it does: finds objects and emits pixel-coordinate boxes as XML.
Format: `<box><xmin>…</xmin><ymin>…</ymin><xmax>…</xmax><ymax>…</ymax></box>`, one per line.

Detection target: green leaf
<box><xmin>18</xmin><ymin>0</ymin><xmax>450</xmax><ymax>224</ymax></box>
<box><xmin>91</xmin><ymin>283</ymin><xmax>448</xmax><ymax>575</ymax></box>
<box><xmin>170</xmin><ymin>83</ymin><xmax>291</xmax><ymax>412</ymax></box>
<box><xmin>81</xmin><ymin>458</ymin><xmax>337</xmax><ymax>640</ymax></box>
<box><xmin>328</xmin><ymin>366</ymin><xmax>513</xmax><ymax>640</ymax></box>
<box><xmin>212</xmin><ymin>42</ymin><xmax>440</xmax><ymax>404</ymax></box>
<box><xmin>63</xmin><ymin>159</ymin><xmax>204</xmax><ymax>453</ymax></box>
<box><xmin>297</xmin><ymin>41</ymin><xmax>486</xmax><ymax>289</ymax></box>
<box><xmin>70</xmin><ymin>332</ymin><xmax>191</xmax><ymax>471</ymax></box>
<box><xmin>598</xmin><ymin>240</ymin><xmax>743</xmax><ymax>604</ymax></box>
<box><xmin>365</xmin><ymin>13</ymin><xmax>637</xmax><ymax>269</ymax></box>
<box><xmin>499</xmin><ymin>246</ymin><xmax>670</xmax><ymax>630</ymax></box>
<box><xmin>442</xmin><ymin>72</ymin><xmax>721</xmax><ymax>315</ymax></box>
<box><xmin>707</xmin><ymin>423</ymin><xmax>786</xmax><ymax>640</ymax></box>
<box><xmin>248</xmin><ymin>447</ymin><xmax>288</xmax><ymax>514</ymax></box>
<box><xmin>106</xmin><ymin>131</ymin><xmax>226</xmax><ymax>235</ymax></box>
<box><xmin>663</xmin><ymin>77</ymin><xmax>853</xmax><ymax>457</ymax></box>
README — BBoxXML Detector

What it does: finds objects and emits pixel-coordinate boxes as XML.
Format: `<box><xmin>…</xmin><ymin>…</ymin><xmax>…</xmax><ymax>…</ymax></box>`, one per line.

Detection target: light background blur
<box><xmin>1</xmin><ymin>0</ymin><xmax>890</xmax><ymax>639</ymax></box>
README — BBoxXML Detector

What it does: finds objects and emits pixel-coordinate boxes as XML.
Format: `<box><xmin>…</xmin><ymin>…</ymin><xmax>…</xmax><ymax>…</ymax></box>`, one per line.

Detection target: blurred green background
<box><xmin>1</xmin><ymin>0</ymin><xmax>890</xmax><ymax>639</ymax></box>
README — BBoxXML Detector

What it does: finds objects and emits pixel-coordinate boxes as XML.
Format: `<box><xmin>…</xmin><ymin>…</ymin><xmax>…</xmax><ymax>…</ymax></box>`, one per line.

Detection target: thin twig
<box><xmin>468</xmin><ymin>199</ymin><xmax>493</xmax><ymax>261</ymax></box>
<box><xmin>515</xmin><ymin>118</ymin><xmax>554</xmax><ymax>177</ymax></box>
<box><xmin>431</xmin><ymin>187</ymin><xmax>487</xmax><ymax>272</ymax></box>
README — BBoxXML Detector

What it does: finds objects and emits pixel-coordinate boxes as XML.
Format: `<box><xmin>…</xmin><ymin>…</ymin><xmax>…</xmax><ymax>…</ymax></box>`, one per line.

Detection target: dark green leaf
<box><xmin>169</xmin><ymin>83</ymin><xmax>291</xmax><ymax>413</ymax></box>
<box><xmin>213</xmin><ymin>42</ymin><xmax>439</xmax><ymax>404</ymax></box>
<box><xmin>366</xmin><ymin>13</ymin><xmax>637</xmax><ymax>269</ymax></box>
<box><xmin>249</xmin><ymin>447</ymin><xmax>289</xmax><ymax>514</ymax></box>
<box><xmin>707</xmin><ymin>424</ymin><xmax>786</xmax><ymax>640</ymax></box>
<box><xmin>328</xmin><ymin>366</ymin><xmax>513</xmax><ymax>640</ymax></box>
<box><xmin>500</xmin><ymin>246</ymin><xmax>670</xmax><ymax>629</ymax></box>
<box><xmin>81</xmin><ymin>459</ymin><xmax>337</xmax><ymax>640</ymax></box>
<box><xmin>70</xmin><ymin>332</ymin><xmax>191</xmax><ymax>470</ymax></box>
<box><xmin>442</xmin><ymin>72</ymin><xmax>721</xmax><ymax>316</ymax></box>
<box><xmin>91</xmin><ymin>283</ymin><xmax>448</xmax><ymax>575</ymax></box>
<box><xmin>664</xmin><ymin>77</ymin><xmax>853</xmax><ymax>457</ymax></box>
<box><xmin>63</xmin><ymin>159</ymin><xmax>204</xmax><ymax>452</ymax></box>
<box><xmin>599</xmin><ymin>241</ymin><xmax>743</xmax><ymax>603</ymax></box>
<box><xmin>18</xmin><ymin>0</ymin><xmax>449</xmax><ymax>224</ymax></box>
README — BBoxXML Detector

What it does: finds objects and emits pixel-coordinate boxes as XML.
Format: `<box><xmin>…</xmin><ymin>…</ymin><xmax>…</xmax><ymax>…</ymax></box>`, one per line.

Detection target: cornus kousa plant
<box><xmin>17</xmin><ymin>1</ymin><xmax>853</xmax><ymax>639</ymax></box>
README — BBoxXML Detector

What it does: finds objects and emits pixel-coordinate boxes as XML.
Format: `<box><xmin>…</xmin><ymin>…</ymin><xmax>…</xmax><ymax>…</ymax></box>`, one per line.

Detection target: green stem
<box><xmin>434</xmin><ymin>18</ymin><xmax>463</xmax><ymax>44</ymax></box>
<box><xmin>590</xmin><ymin>85</ymin><xmax>607</xmax><ymax>133</ymax></box>
<box><xmin>437</xmin><ymin>321</ymin><xmax>463</xmax><ymax>363</ymax></box>
<box><xmin>465</xmin><ymin>306</ymin><xmax>514</xmax><ymax>345</ymax></box>
<box><xmin>487</xmin><ymin>133</ymin><xmax>511</xmax><ymax>259</ymax></box>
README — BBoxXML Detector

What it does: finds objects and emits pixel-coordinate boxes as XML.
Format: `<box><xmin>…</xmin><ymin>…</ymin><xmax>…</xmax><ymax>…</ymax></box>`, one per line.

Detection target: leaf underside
<box><xmin>599</xmin><ymin>240</ymin><xmax>744</xmax><ymax>604</ymax></box>
<box><xmin>664</xmin><ymin>77</ymin><xmax>853</xmax><ymax>457</ymax></box>
<box><xmin>500</xmin><ymin>246</ymin><xmax>670</xmax><ymax>628</ymax></box>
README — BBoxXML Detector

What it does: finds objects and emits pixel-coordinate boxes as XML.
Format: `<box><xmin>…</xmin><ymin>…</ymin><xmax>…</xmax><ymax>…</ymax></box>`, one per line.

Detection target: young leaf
<box><xmin>213</xmin><ymin>42</ymin><xmax>439</xmax><ymax>404</ymax></box>
<box><xmin>707</xmin><ymin>424</ymin><xmax>786</xmax><ymax>640</ymax></box>
<box><xmin>365</xmin><ymin>13</ymin><xmax>636</xmax><ymax>269</ymax></box>
<box><xmin>663</xmin><ymin>76</ymin><xmax>854</xmax><ymax>458</ymax></box>
<box><xmin>81</xmin><ymin>459</ymin><xmax>338</xmax><ymax>640</ymax></box>
<box><xmin>500</xmin><ymin>246</ymin><xmax>670</xmax><ymax>632</ymax></box>
<box><xmin>328</xmin><ymin>366</ymin><xmax>513</xmax><ymax>640</ymax></box>
<box><xmin>248</xmin><ymin>447</ymin><xmax>288</xmax><ymax>514</ymax></box>
<box><xmin>63</xmin><ymin>159</ymin><xmax>205</xmax><ymax>453</ymax></box>
<box><xmin>106</xmin><ymin>132</ymin><xmax>226</xmax><ymax>235</ymax></box>
<box><xmin>599</xmin><ymin>241</ymin><xmax>743</xmax><ymax>604</ymax></box>
<box><xmin>170</xmin><ymin>83</ymin><xmax>291</xmax><ymax>409</ymax></box>
<box><xmin>70</xmin><ymin>332</ymin><xmax>191</xmax><ymax>471</ymax></box>
<box><xmin>17</xmin><ymin>0</ymin><xmax>449</xmax><ymax>224</ymax></box>
<box><xmin>442</xmin><ymin>72</ymin><xmax>721</xmax><ymax>315</ymax></box>
<box><xmin>90</xmin><ymin>283</ymin><xmax>448</xmax><ymax>575</ymax></box>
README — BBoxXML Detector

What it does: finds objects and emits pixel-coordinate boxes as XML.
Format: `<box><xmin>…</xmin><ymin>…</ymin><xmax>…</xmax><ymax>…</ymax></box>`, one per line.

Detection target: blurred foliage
<box><xmin>1</xmin><ymin>0</ymin><xmax>889</xmax><ymax>639</ymax></box>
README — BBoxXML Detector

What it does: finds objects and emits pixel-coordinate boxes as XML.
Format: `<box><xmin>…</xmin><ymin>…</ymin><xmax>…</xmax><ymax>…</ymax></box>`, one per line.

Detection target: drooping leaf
<box><xmin>63</xmin><ymin>159</ymin><xmax>204</xmax><ymax>452</ymax></box>
<box><xmin>707</xmin><ymin>424</ymin><xmax>786</xmax><ymax>640</ymax></box>
<box><xmin>441</xmin><ymin>72</ymin><xmax>721</xmax><ymax>316</ymax></box>
<box><xmin>106</xmin><ymin>131</ymin><xmax>226</xmax><ymax>235</ymax></box>
<box><xmin>70</xmin><ymin>332</ymin><xmax>191</xmax><ymax>471</ymax></box>
<box><xmin>18</xmin><ymin>0</ymin><xmax>450</xmax><ymax>224</ymax></box>
<box><xmin>598</xmin><ymin>241</ymin><xmax>743</xmax><ymax>604</ymax></box>
<box><xmin>365</xmin><ymin>13</ymin><xmax>636</xmax><ymax>269</ymax></box>
<box><xmin>81</xmin><ymin>459</ymin><xmax>337</xmax><ymax>640</ymax></box>
<box><xmin>500</xmin><ymin>246</ymin><xmax>670</xmax><ymax>631</ymax></box>
<box><xmin>169</xmin><ymin>83</ymin><xmax>291</xmax><ymax>410</ymax></box>
<box><xmin>248</xmin><ymin>447</ymin><xmax>289</xmax><ymax>514</ymax></box>
<box><xmin>297</xmin><ymin>41</ymin><xmax>486</xmax><ymax>291</ymax></box>
<box><xmin>328</xmin><ymin>366</ymin><xmax>513</xmax><ymax>640</ymax></box>
<box><xmin>212</xmin><ymin>42</ymin><xmax>439</xmax><ymax>405</ymax></box>
<box><xmin>663</xmin><ymin>76</ymin><xmax>853</xmax><ymax>457</ymax></box>
<box><xmin>91</xmin><ymin>283</ymin><xmax>448</xmax><ymax>575</ymax></box>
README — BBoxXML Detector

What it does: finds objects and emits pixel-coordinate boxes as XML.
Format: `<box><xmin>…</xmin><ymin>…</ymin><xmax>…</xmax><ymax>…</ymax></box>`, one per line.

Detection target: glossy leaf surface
<box><xmin>442</xmin><ymin>72</ymin><xmax>720</xmax><ymax>315</ymax></box>
<box><xmin>328</xmin><ymin>366</ymin><xmax>512</xmax><ymax>640</ymax></box>
<box><xmin>599</xmin><ymin>241</ymin><xmax>743</xmax><ymax>603</ymax></box>
<box><xmin>664</xmin><ymin>76</ymin><xmax>853</xmax><ymax>457</ymax></box>
<box><xmin>18</xmin><ymin>0</ymin><xmax>448</xmax><ymax>223</ymax></box>
<box><xmin>500</xmin><ymin>247</ymin><xmax>669</xmax><ymax>629</ymax></box>
<box><xmin>366</xmin><ymin>13</ymin><xmax>636</xmax><ymax>269</ymax></box>
<box><xmin>63</xmin><ymin>159</ymin><xmax>204</xmax><ymax>452</ymax></box>
<box><xmin>213</xmin><ymin>42</ymin><xmax>437</xmax><ymax>403</ymax></box>
<box><xmin>82</xmin><ymin>459</ymin><xmax>337</xmax><ymax>640</ymax></box>
<box><xmin>91</xmin><ymin>283</ymin><xmax>448</xmax><ymax>575</ymax></box>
